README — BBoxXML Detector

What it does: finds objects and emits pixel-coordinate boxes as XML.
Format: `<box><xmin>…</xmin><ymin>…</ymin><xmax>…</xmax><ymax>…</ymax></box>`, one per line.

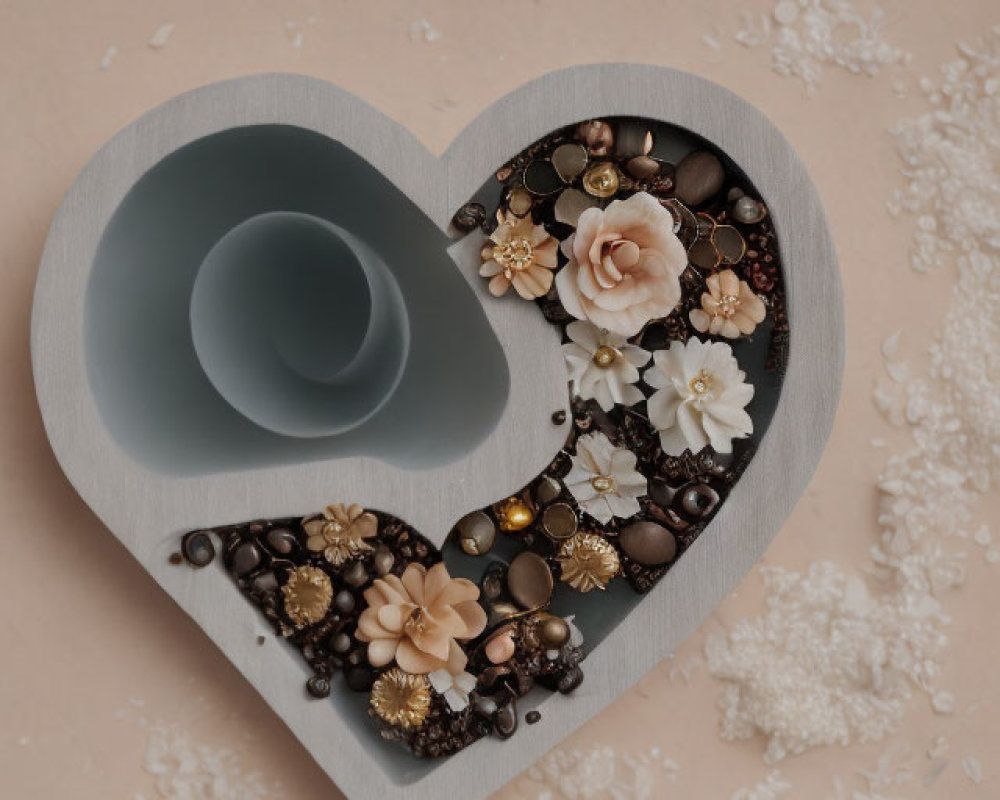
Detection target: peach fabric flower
<box><xmin>357</xmin><ymin>562</ymin><xmax>487</xmax><ymax>675</ymax></box>
<box><xmin>555</xmin><ymin>192</ymin><xmax>687</xmax><ymax>337</ymax></box>
<box><xmin>688</xmin><ymin>268</ymin><xmax>766</xmax><ymax>339</ymax></box>
<box><xmin>479</xmin><ymin>212</ymin><xmax>559</xmax><ymax>299</ymax></box>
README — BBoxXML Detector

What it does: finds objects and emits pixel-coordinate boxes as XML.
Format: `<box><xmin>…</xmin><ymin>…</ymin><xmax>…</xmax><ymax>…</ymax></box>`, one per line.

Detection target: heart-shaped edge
<box><xmin>31</xmin><ymin>66</ymin><xmax>843</xmax><ymax>799</ymax></box>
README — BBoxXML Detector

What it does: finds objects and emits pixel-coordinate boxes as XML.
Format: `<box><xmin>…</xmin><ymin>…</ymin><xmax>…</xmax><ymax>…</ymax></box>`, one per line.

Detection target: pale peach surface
<box><xmin>1</xmin><ymin>1</ymin><xmax>997</xmax><ymax>798</ymax></box>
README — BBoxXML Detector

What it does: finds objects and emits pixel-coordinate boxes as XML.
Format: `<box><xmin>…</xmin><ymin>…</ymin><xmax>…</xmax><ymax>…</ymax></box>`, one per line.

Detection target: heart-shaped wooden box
<box><xmin>31</xmin><ymin>66</ymin><xmax>842</xmax><ymax>799</ymax></box>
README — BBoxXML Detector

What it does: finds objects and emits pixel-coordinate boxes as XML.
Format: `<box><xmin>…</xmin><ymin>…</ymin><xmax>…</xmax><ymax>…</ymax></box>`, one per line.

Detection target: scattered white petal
<box><xmin>961</xmin><ymin>756</ymin><xmax>983</xmax><ymax>785</ymax></box>
<box><xmin>409</xmin><ymin>18</ymin><xmax>441</xmax><ymax>43</ymax></box>
<box><xmin>100</xmin><ymin>45</ymin><xmax>118</xmax><ymax>71</ymax></box>
<box><xmin>148</xmin><ymin>23</ymin><xmax>174</xmax><ymax>50</ymax></box>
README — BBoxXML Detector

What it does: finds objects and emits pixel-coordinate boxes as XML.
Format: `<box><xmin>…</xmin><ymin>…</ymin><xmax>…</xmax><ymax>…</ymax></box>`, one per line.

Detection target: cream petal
<box><xmin>676</xmin><ymin>402</ymin><xmax>709</xmax><ymax>453</ymax></box>
<box><xmin>511</xmin><ymin>272</ymin><xmax>538</xmax><ymax>300</ymax></box>
<box><xmin>400</xmin><ymin>564</ymin><xmax>426</xmax><ymax>604</ymax></box>
<box><xmin>422</xmin><ymin>563</ymin><xmax>452</xmax><ymax>605</ymax></box>
<box><xmin>554</xmin><ymin>262</ymin><xmax>587</xmax><ymax>320</ymax></box>
<box><xmin>572</xmin><ymin>207</ymin><xmax>603</xmax><ymax>263</ymax></box>
<box><xmin>356</xmin><ymin>609</ymin><xmax>393</xmax><ymax>641</ymax></box>
<box><xmin>586</xmin><ymin>379</ymin><xmax>612</xmax><ymax>411</ymax></box>
<box><xmin>701</xmin><ymin>414</ymin><xmax>736</xmax><ymax>453</ymax></box>
<box><xmin>576</xmin><ymin>260</ymin><xmax>603</xmax><ymax>301</ymax></box>
<box><xmin>588</xmin><ymin>272</ymin><xmax>653</xmax><ymax>312</ymax></box>
<box><xmin>609</xmin><ymin>447</ymin><xmax>638</xmax><ymax>475</ymax></box>
<box><xmin>453</xmin><ymin>671</ymin><xmax>477</xmax><ymax>695</ymax></box>
<box><xmin>595</xmin><ymin>254</ymin><xmax>623</xmax><ymax>288</ymax></box>
<box><xmin>705</xmin><ymin>402</ymin><xmax>754</xmax><ymax>435</ymax></box>
<box><xmin>396</xmin><ymin>639</ymin><xmax>444</xmax><ymax>674</ymax></box>
<box><xmin>566</xmin><ymin>320</ymin><xmax>601</xmax><ymax>351</ymax></box>
<box><xmin>479</xmin><ymin>258</ymin><xmax>503</xmax><ymax>277</ymax></box>
<box><xmin>488</xmin><ymin>273</ymin><xmax>511</xmax><ymax>297</ymax></box>
<box><xmin>366</xmin><ymin>575</ymin><xmax>407</xmax><ymax>607</ymax></box>
<box><xmin>605</xmin><ymin>492</ymin><xmax>641</xmax><ymax>520</ymax></box>
<box><xmin>351</xmin><ymin>512</ymin><xmax>378</xmax><ymax>540</ymax></box>
<box><xmin>720</xmin><ymin>319</ymin><xmax>741</xmax><ymax>339</ymax></box>
<box><xmin>377</xmin><ymin>602</ymin><xmax>413</xmax><ymax>634</ymax></box>
<box><xmin>451</xmin><ymin>600</ymin><xmax>488</xmax><ymax>640</ymax></box>
<box><xmin>367</xmin><ymin>638</ymin><xmax>399</xmax><ymax>668</ymax></box>
<box><xmin>528</xmin><ymin>264</ymin><xmax>555</xmax><ymax>292</ymax></box>
<box><xmin>708</xmin><ymin>315</ymin><xmax>725</xmax><ymax>335</ymax></box>
<box><xmin>408</xmin><ymin>625</ymin><xmax>451</xmax><ymax>663</ymax></box>
<box><xmin>644</xmin><ymin>361</ymin><xmax>672</xmax><ymax>390</ymax></box>
<box><xmin>433</xmin><ymin>577</ymin><xmax>480</xmax><ymax>610</ymax></box>
<box><xmin>620</xmin><ymin>384</ymin><xmax>646</xmax><ymax>407</ymax></box>
<box><xmin>718</xmin><ymin>269</ymin><xmax>740</xmax><ymax>297</ymax></box>
<box><xmin>658</xmin><ymin>424</ymin><xmax>693</xmax><ymax>457</ymax></box>
<box><xmin>427</xmin><ymin>669</ymin><xmax>452</xmax><ymax>695</ymax></box>
<box><xmin>622</xmin><ymin>345</ymin><xmax>651</xmax><ymax>367</ymax></box>
<box><xmin>529</xmin><ymin>224</ymin><xmax>551</xmax><ymax>246</ymax></box>
<box><xmin>705</xmin><ymin>271</ymin><xmax>721</xmax><ymax>297</ymax></box>
<box><xmin>718</xmin><ymin>382</ymin><xmax>755</xmax><ymax>408</ymax></box>
<box><xmin>533</xmin><ymin>238</ymin><xmax>559</xmax><ymax>268</ymax></box>
<box><xmin>581</xmin><ymin>496</ymin><xmax>614</xmax><ymax>525</ymax></box>
<box><xmin>740</xmin><ymin>286</ymin><xmax>767</xmax><ymax>322</ymax></box>
<box><xmin>731</xmin><ymin>311</ymin><xmax>758</xmax><ymax>335</ymax></box>
<box><xmin>689</xmin><ymin>308</ymin><xmax>710</xmax><ymax>332</ymax></box>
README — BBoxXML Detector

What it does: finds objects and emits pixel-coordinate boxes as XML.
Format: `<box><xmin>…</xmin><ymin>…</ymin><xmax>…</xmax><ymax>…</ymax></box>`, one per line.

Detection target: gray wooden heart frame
<box><xmin>32</xmin><ymin>66</ymin><xmax>843</xmax><ymax>799</ymax></box>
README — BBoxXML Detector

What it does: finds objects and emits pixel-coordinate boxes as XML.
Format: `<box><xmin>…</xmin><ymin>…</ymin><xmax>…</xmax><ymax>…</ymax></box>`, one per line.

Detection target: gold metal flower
<box><xmin>557</xmin><ymin>533</ymin><xmax>620</xmax><ymax>593</ymax></box>
<box><xmin>281</xmin><ymin>566</ymin><xmax>333</xmax><ymax>628</ymax></box>
<box><xmin>370</xmin><ymin>668</ymin><xmax>432</xmax><ymax>730</ymax></box>
<box><xmin>303</xmin><ymin>503</ymin><xmax>378</xmax><ymax>567</ymax></box>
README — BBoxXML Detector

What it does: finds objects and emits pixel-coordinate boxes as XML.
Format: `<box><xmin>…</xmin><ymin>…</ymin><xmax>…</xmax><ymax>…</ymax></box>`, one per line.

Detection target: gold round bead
<box><xmin>582</xmin><ymin>162</ymin><xmax>620</xmax><ymax>198</ymax></box>
<box><xmin>592</xmin><ymin>345</ymin><xmax>619</xmax><ymax>368</ymax></box>
<box><xmin>589</xmin><ymin>475</ymin><xmax>616</xmax><ymax>494</ymax></box>
<box><xmin>496</xmin><ymin>497</ymin><xmax>535</xmax><ymax>532</ymax></box>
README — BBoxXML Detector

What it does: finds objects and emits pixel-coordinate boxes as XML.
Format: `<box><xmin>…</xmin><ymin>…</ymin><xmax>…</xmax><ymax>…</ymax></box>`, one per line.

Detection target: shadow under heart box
<box><xmin>31</xmin><ymin>67</ymin><xmax>843</xmax><ymax>799</ymax></box>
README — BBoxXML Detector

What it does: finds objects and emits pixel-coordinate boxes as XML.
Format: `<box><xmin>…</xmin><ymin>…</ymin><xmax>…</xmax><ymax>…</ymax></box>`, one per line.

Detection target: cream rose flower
<box><xmin>357</xmin><ymin>562</ymin><xmax>487</xmax><ymax>675</ymax></box>
<box><xmin>555</xmin><ymin>192</ymin><xmax>687</xmax><ymax>337</ymax></box>
<box><xmin>644</xmin><ymin>338</ymin><xmax>754</xmax><ymax>456</ymax></box>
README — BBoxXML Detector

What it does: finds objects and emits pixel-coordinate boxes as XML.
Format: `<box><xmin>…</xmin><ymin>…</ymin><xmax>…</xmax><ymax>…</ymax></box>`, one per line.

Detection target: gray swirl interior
<box><xmin>86</xmin><ymin>124</ymin><xmax>509</xmax><ymax>474</ymax></box>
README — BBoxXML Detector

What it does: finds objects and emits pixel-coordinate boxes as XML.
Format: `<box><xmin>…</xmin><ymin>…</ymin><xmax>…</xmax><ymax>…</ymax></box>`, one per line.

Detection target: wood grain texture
<box><xmin>30</xmin><ymin>67</ymin><xmax>843</xmax><ymax>799</ymax></box>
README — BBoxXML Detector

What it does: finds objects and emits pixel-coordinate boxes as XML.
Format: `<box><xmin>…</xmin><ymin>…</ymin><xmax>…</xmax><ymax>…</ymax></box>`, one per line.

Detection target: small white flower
<box><xmin>428</xmin><ymin>669</ymin><xmax>476</xmax><ymax>712</ymax></box>
<box><xmin>562</xmin><ymin>321</ymin><xmax>651</xmax><ymax>412</ymax></box>
<box><xmin>564</xmin><ymin>431</ymin><xmax>647</xmax><ymax>524</ymax></box>
<box><xmin>644</xmin><ymin>338</ymin><xmax>754</xmax><ymax>457</ymax></box>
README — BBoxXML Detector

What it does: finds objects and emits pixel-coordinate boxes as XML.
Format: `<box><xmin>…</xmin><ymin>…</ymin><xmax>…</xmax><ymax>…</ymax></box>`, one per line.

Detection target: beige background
<box><xmin>1</xmin><ymin>1</ymin><xmax>997</xmax><ymax>797</ymax></box>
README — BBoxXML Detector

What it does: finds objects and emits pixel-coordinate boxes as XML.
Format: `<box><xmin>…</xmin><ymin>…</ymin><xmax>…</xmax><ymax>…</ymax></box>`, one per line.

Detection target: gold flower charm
<box><xmin>281</xmin><ymin>566</ymin><xmax>333</xmax><ymax>628</ymax></box>
<box><xmin>479</xmin><ymin>211</ymin><xmax>559</xmax><ymax>300</ymax></box>
<box><xmin>303</xmin><ymin>503</ymin><xmax>378</xmax><ymax>567</ymax></box>
<box><xmin>370</xmin><ymin>668</ymin><xmax>432</xmax><ymax>730</ymax></box>
<box><xmin>557</xmin><ymin>533</ymin><xmax>620</xmax><ymax>593</ymax></box>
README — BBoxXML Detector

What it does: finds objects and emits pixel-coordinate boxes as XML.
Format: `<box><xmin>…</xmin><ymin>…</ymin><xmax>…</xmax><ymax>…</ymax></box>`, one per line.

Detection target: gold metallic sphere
<box><xmin>583</xmin><ymin>162</ymin><xmax>620</xmax><ymax>198</ymax></box>
<box><xmin>592</xmin><ymin>345</ymin><xmax>619</xmax><ymax>368</ymax></box>
<box><xmin>496</xmin><ymin>497</ymin><xmax>535</xmax><ymax>531</ymax></box>
<box><xmin>535</xmin><ymin>613</ymin><xmax>570</xmax><ymax>648</ymax></box>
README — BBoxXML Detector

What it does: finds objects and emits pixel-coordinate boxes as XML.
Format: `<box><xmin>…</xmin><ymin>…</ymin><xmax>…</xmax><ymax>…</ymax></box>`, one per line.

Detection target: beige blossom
<box><xmin>555</xmin><ymin>192</ymin><xmax>687</xmax><ymax>337</ymax></box>
<box><xmin>479</xmin><ymin>212</ymin><xmax>559</xmax><ymax>299</ymax></box>
<box><xmin>303</xmin><ymin>503</ymin><xmax>378</xmax><ymax>567</ymax></box>
<box><xmin>356</xmin><ymin>562</ymin><xmax>487</xmax><ymax>675</ymax></box>
<box><xmin>689</xmin><ymin>269</ymin><xmax>766</xmax><ymax>339</ymax></box>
